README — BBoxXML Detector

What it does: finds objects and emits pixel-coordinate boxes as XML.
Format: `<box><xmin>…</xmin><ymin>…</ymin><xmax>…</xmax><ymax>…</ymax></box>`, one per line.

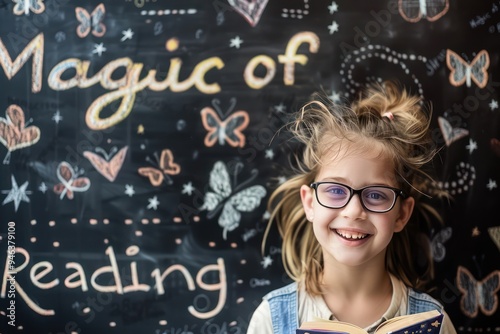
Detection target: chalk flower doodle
<box><xmin>437</xmin><ymin>116</ymin><xmax>469</xmax><ymax>147</ymax></box>
<box><xmin>75</xmin><ymin>3</ymin><xmax>106</xmax><ymax>38</ymax></box>
<box><xmin>0</xmin><ymin>104</ymin><xmax>40</xmax><ymax>164</ymax></box>
<box><xmin>456</xmin><ymin>266</ymin><xmax>500</xmax><ymax>318</ymax></box>
<box><xmin>12</xmin><ymin>0</ymin><xmax>45</xmax><ymax>15</ymax></box>
<box><xmin>53</xmin><ymin>161</ymin><xmax>91</xmax><ymax>200</ymax></box>
<box><xmin>201</xmin><ymin>106</ymin><xmax>249</xmax><ymax>148</ymax></box>
<box><xmin>201</xmin><ymin>161</ymin><xmax>267</xmax><ymax>240</ymax></box>
<box><xmin>83</xmin><ymin>146</ymin><xmax>128</xmax><ymax>182</ymax></box>
<box><xmin>227</xmin><ymin>0</ymin><xmax>269</xmax><ymax>27</ymax></box>
<box><xmin>138</xmin><ymin>149</ymin><xmax>180</xmax><ymax>186</ymax></box>
<box><xmin>399</xmin><ymin>0</ymin><xmax>449</xmax><ymax>22</ymax></box>
<box><xmin>446</xmin><ymin>49</ymin><xmax>490</xmax><ymax>88</ymax></box>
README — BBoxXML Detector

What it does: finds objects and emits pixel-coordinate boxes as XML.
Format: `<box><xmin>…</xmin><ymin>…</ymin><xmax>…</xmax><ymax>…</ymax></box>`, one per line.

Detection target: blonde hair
<box><xmin>263</xmin><ymin>81</ymin><xmax>448</xmax><ymax>295</ymax></box>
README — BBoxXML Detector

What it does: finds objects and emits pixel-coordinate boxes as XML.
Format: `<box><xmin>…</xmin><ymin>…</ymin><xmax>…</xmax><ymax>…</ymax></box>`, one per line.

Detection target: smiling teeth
<box><xmin>336</xmin><ymin>230</ymin><xmax>368</xmax><ymax>239</ymax></box>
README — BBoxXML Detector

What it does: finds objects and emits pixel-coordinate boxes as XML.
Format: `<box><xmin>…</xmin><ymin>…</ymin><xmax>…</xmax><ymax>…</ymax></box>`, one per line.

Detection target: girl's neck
<box><xmin>320</xmin><ymin>260</ymin><xmax>393</xmax><ymax>327</ymax></box>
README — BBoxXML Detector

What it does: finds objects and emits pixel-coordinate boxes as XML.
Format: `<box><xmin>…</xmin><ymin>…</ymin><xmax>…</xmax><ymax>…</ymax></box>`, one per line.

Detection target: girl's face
<box><xmin>300</xmin><ymin>144</ymin><xmax>415</xmax><ymax>269</ymax></box>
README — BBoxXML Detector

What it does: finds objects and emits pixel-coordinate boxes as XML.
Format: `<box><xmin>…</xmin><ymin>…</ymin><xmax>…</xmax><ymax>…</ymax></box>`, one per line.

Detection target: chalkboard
<box><xmin>0</xmin><ymin>1</ymin><xmax>499</xmax><ymax>333</ymax></box>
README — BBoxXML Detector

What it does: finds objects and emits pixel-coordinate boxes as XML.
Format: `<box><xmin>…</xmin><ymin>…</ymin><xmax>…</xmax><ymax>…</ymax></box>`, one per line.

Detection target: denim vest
<box><xmin>264</xmin><ymin>282</ymin><xmax>444</xmax><ymax>334</ymax></box>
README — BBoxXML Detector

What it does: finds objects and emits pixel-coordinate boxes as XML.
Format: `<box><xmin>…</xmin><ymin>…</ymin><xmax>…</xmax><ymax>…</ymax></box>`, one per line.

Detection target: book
<box><xmin>296</xmin><ymin>309</ymin><xmax>443</xmax><ymax>334</ymax></box>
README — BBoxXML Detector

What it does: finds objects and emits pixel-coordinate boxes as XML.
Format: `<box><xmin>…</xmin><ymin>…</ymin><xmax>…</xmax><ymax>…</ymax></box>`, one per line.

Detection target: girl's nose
<box><xmin>340</xmin><ymin>193</ymin><xmax>367</xmax><ymax>219</ymax></box>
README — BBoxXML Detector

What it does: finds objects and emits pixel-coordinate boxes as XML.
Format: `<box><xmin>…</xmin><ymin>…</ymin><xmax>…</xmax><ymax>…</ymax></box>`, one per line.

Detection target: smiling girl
<box><xmin>247</xmin><ymin>81</ymin><xmax>456</xmax><ymax>333</ymax></box>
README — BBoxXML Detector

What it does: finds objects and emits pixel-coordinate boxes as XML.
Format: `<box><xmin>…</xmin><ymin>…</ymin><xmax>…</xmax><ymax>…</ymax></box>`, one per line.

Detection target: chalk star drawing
<box><xmin>328</xmin><ymin>1</ymin><xmax>338</xmax><ymax>14</ymax></box>
<box><xmin>52</xmin><ymin>110</ymin><xmax>63</xmax><ymax>124</ymax></box>
<box><xmin>147</xmin><ymin>195</ymin><xmax>160</xmax><ymax>210</ymax></box>
<box><xmin>261</xmin><ymin>255</ymin><xmax>273</xmax><ymax>268</ymax></box>
<box><xmin>121</xmin><ymin>28</ymin><xmax>134</xmax><ymax>41</ymax></box>
<box><xmin>2</xmin><ymin>175</ymin><xmax>31</xmax><ymax>212</ymax></box>
<box><xmin>466</xmin><ymin>139</ymin><xmax>478</xmax><ymax>154</ymax></box>
<box><xmin>39</xmin><ymin>182</ymin><xmax>47</xmax><ymax>193</ymax></box>
<box><xmin>328</xmin><ymin>21</ymin><xmax>339</xmax><ymax>34</ymax></box>
<box><xmin>92</xmin><ymin>42</ymin><xmax>107</xmax><ymax>56</ymax></box>
<box><xmin>328</xmin><ymin>91</ymin><xmax>341</xmax><ymax>102</ymax></box>
<box><xmin>125</xmin><ymin>184</ymin><xmax>135</xmax><ymax>197</ymax></box>
<box><xmin>490</xmin><ymin>99</ymin><xmax>498</xmax><ymax>111</ymax></box>
<box><xmin>229</xmin><ymin>36</ymin><xmax>243</xmax><ymax>49</ymax></box>
<box><xmin>274</xmin><ymin>103</ymin><xmax>286</xmax><ymax>113</ymax></box>
<box><xmin>486</xmin><ymin>179</ymin><xmax>497</xmax><ymax>190</ymax></box>
<box><xmin>265</xmin><ymin>149</ymin><xmax>274</xmax><ymax>159</ymax></box>
<box><xmin>182</xmin><ymin>182</ymin><xmax>195</xmax><ymax>195</ymax></box>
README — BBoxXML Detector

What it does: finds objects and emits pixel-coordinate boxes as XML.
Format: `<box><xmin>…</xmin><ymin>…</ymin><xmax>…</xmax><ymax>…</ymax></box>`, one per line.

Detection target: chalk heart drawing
<box><xmin>227</xmin><ymin>0</ymin><xmax>269</xmax><ymax>27</ymax></box>
<box><xmin>0</xmin><ymin>104</ymin><xmax>40</xmax><ymax>151</ymax></box>
<box><xmin>83</xmin><ymin>146</ymin><xmax>128</xmax><ymax>182</ymax></box>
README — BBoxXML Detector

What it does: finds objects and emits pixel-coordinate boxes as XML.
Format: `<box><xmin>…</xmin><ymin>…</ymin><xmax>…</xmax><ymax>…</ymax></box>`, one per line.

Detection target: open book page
<box><xmin>297</xmin><ymin>310</ymin><xmax>443</xmax><ymax>334</ymax></box>
<box><xmin>375</xmin><ymin>310</ymin><xmax>443</xmax><ymax>334</ymax></box>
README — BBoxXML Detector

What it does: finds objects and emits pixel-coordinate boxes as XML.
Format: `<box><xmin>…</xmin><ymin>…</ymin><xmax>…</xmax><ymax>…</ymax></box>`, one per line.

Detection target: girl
<box><xmin>247</xmin><ymin>81</ymin><xmax>456</xmax><ymax>334</ymax></box>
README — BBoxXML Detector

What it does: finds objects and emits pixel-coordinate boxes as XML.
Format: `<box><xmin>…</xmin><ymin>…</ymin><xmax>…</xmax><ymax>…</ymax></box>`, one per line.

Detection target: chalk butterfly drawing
<box><xmin>488</xmin><ymin>226</ymin><xmax>500</xmax><ymax>252</ymax></box>
<box><xmin>83</xmin><ymin>146</ymin><xmax>128</xmax><ymax>182</ymax></box>
<box><xmin>0</xmin><ymin>104</ymin><xmax>40</xmax><ymax>164</ymax></box>
<box><xmin>201</xmin><ymin>99</ymin><xmax>250</xmax><ymax>148</ymax></box>
<box><xmin>75</xmin><ymin>3</ymin><xmax>106</xmax><ymax>38</ymax></box>
<box><xmin>201</xmin><ymin>161</ymin><xmax>267</xmax><ymax>240</ymax></box>
<box><xmin>138</xmin><ymin>149</ymin><xmax>180</xmax><ymax>187</ymax></box>
<box><xmin>399</xmin><ymin>0</ymin><xmax>449</xmax><ymax>22</ymax></box>
<box><xmin>456</xmin><ymin>266</ymin><xmax>500</xmax><ymax>318</ymax></box>
<box><xmin>227</xmin><ymin>0</ymin><xmax>269</xmax><ymax>27</ymax></box>
<box><xmin>430</xmin><ymin>227</ymin><xmax>452</xmax><ymax>262</ymax></box>
<box><xmin>437</xmin><ymin>117</ymin><xmax>469</xmax><ymax>147</ymax></box>
<box><xmin>446</xmin><ymin>49</ymin><xmax>490</xmax><ymax>88</ymax></box>
<box><xmin>53</xmin><ymin>161</ymin><xmax>91</xmax><ymax>200</ymax></box>
<box><xmin>12</xmin><ymin>0</ymin><xmax>45</xmax><ymax>15</ymax></box>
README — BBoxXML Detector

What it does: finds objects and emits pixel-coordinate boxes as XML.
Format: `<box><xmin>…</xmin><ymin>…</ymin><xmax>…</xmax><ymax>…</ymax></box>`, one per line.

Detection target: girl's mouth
<box><xmin>334</xmin><ymin>229</ymin><xmax>369</xmax><ymax>240</ymax></box>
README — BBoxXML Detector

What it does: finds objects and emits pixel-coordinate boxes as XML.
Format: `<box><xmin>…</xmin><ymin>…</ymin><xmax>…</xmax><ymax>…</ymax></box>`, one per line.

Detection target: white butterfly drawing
<box><xmin>456</xmin><ymin>266</ymin><xmax>500</xmax><ymax>318</ymax></box>
<box><xmin>430</xmin><ymin>227</ymin><xmax>452</xmax><ymax>262</ymax></box>
<box><xmin>201</xmin><ymin>161</ymin><xmax>267</xmax><ymax>240</ymax></box>
<box><xmin>12</xmin><ymin>0</ymin><xmax>45</xmax><ymax>16</ymax></box>
<box><xmin>438</xmin><ymin>117</ymin><xmax>469</xmax><ymax>147</ymax></box>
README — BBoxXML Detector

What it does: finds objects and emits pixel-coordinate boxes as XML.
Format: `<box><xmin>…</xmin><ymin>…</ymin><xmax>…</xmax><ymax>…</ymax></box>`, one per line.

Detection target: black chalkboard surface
<box><xmin>0</xmin><ymin>1</ymin><xmax>499</xmax><ymax>333</ymax></box>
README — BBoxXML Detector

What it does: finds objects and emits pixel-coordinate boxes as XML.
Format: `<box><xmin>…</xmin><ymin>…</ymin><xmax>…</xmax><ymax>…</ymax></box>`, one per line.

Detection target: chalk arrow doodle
<box><xmin>227</xmin><ymin>0</ymin><xmax>268</xmax><ymax>27</ymax></box>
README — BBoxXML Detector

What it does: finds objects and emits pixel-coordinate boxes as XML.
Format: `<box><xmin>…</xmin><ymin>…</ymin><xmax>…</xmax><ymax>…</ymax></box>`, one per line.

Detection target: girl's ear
<box><xmin>300</xmin><ymin>184</ymin><xmax>315</xmax><ymax>219</ymax></box>
<box><xmin>394</xmin><ymin>196</ymin><xmax>415</xmax><ymax>232</ymax></box>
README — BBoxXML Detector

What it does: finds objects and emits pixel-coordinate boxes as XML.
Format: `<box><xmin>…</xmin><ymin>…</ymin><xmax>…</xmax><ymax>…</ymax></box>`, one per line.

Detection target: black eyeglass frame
<box><xmin>309</xmin><ymin>181</ymin><xmax>409</xmax><ymax>213</ymax></box>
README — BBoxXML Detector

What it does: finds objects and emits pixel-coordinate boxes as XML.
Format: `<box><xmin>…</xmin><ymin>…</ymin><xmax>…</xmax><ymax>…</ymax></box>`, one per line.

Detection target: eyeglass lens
<box><xmin>315</xmin><ymin>183</ymin><xmax>397</xmax><ymax>212</ymax></box>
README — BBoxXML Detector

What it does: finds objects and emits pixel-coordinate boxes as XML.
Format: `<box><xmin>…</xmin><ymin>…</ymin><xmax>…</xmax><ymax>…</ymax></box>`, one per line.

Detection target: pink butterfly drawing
<box><xmin>201</xmin><ymin>99</ymin><xmax>250</xmax><ymax>148</ymax></box>
<box><xmin>75</xmin><ymin>3</ymin><xmax>106</xmax><ymax>38</ymax></box>
<box><xmin>138</xmin><ymin>149</ymin><xmax>181</xmax><ymax>187</ymax></box>
<box><xmin>12</xmin><ymin>0</ymin><xmax>45</xmax><ymax>16</ymax></box>
<box><xmin>399</xmin><ymin>0</ymin><xmax>449</xmax><ymax>22</ymax></box>
<box><xmin>83</xmin><ymin>146</ymin><xmax>128</xmax><ymax>182</ymax></box>
<box><xmin>53</xmin><ymin>161</ymin><xmax>91</xmax><ymax>200</ymax></box>
<box><xmin>446</xmin><ymin>49</ymin><xmax>490</xmax><ymax>88</ymax></box>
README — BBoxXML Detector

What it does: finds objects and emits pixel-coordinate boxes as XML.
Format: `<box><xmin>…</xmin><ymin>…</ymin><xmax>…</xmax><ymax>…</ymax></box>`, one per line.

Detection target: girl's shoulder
<box><xmin>263</xmin><ymin>282</ymin><xmax>298</xmax><ymax>301</ymax></box>
<box><xmin>407</xmin><ymin>287</ymin><xmax>444</xmax><ymax>314</ymax></box>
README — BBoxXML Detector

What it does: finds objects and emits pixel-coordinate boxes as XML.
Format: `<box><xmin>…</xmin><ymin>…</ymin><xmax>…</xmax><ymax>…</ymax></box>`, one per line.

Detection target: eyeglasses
<box><xmin>310</xmin><ymin>182</ymin><xmax>408</xmax><ymax>213</ymax></box>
